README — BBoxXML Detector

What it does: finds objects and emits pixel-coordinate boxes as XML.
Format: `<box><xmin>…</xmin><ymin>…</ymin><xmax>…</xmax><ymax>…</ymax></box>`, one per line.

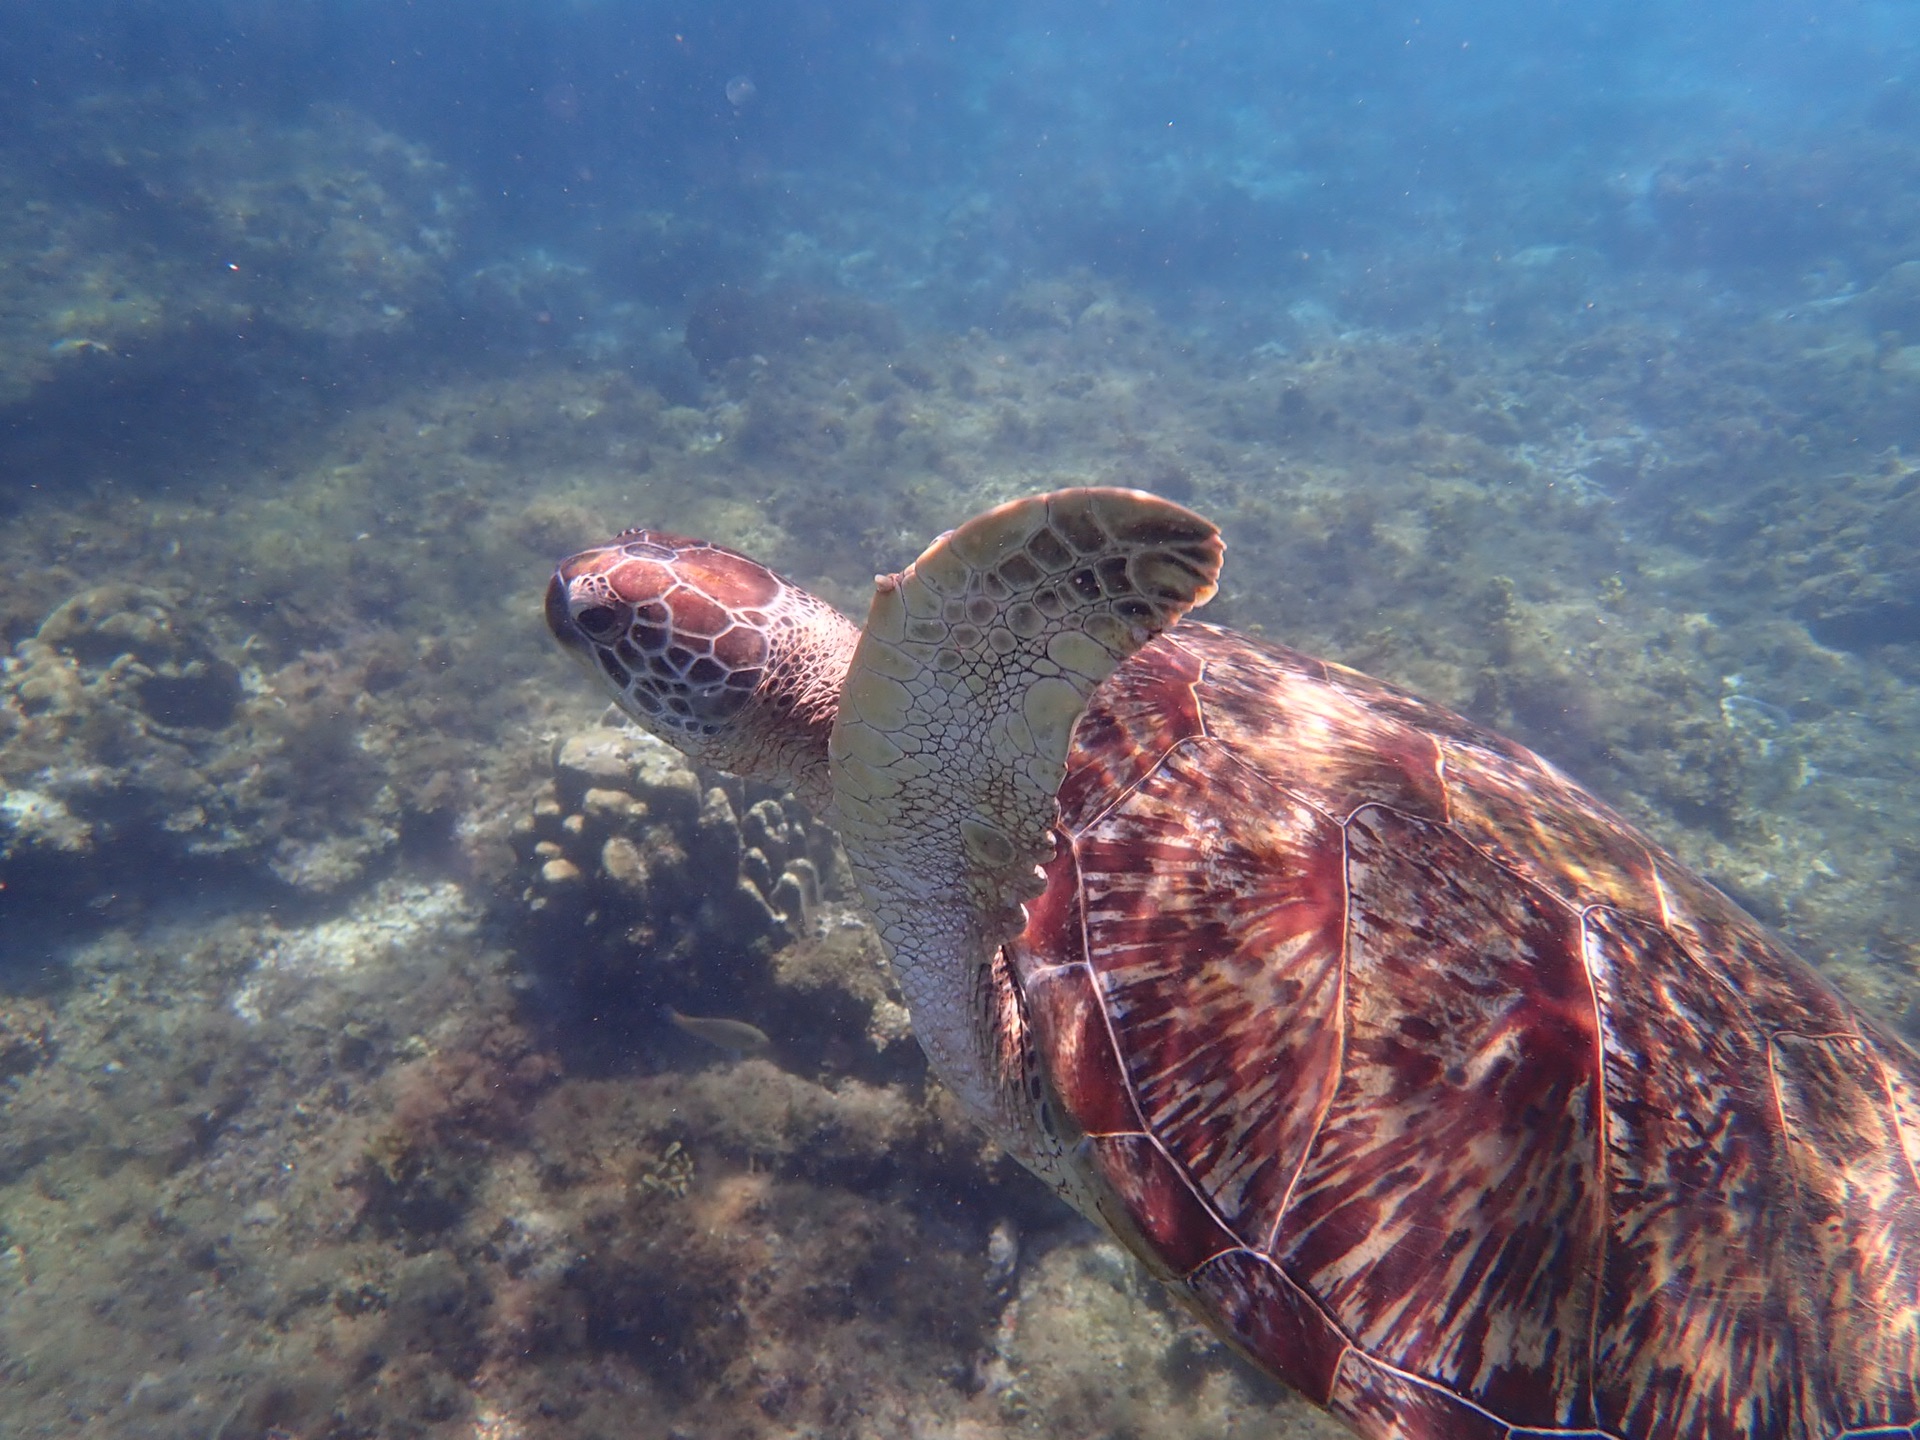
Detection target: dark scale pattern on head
<box><xmin>548</xmin><ymin>529</ymin><xmax>777</xmax><ymax>738</ymax></box>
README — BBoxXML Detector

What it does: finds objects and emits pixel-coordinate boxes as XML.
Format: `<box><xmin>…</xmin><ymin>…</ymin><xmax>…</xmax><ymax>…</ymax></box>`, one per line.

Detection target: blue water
<box><xmin>0</xmin><ymin>3</ymin><xmax>1917</xmax><ymax>1437</ymax></box>
<box><xmin>8</xmin><ymin>0</ymin><xmax>1914</xmax><ymax>329</ymax></box>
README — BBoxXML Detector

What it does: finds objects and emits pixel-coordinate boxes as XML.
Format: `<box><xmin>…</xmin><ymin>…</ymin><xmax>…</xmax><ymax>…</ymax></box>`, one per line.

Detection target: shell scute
<box><xmin>1056</xmin><ymin>634</ymin><xmax>1206</xmax><ymax>827</ymax></box>
<box><xmin>1882</xmin><ymin>1063</ymin><xmax>1920</xmax><ymax>1258</ymax></box>
<box><xmin>1583</xmin><ymin>906</ymin><xmax>1817</xmax><ymax>1440</ymax></box>
<box><xmin>1772</xmin><ymin>1032</ymin><xmax>1920</xmax><ymax>1432</ymax></box>
<box><xmin>1325</xmin><ymin>656</ymin><xmax>1539</xmax><ymax>768</ymax></box>
<box><xmin>1179</xmin><ymin>628</ymin><xmax>1451</xmax><ymax>825</ymax></box>
<box><xmin>1188</xmin><ymin>1247</ymin><xmax>1349</xmax><ymax>1406</ymax></box>
<box><xmin>1279</xmin><ymin>804</ymin><xmax>1602</xmax><ymax>1426</ymax></box>
<box><xmin>1023</xmin><ymin>963</ymin><xmax>1142</xmax><ymax>1137</ymax></box>
<box><xmin>1653</xmin><ymin>861</ymin><xmax>1861</xmax><ymax>1031</ymax></box>
<box><xmin>1330</xmin><ymin>1355</ymin><xmax>1516</xmax><ymax>1440</ymax></box>
<box><xmin>1441</xmin><ymin>738</ymin><xmax>1664</xmax><ymax>920</ymax></box>
<box><xmin>1068</xmin><ymin>739</ymin><xmax>1348</xmax><ymax>1246</ymax></box>
<box><xmin>1085</xmin><ymin>1132</ymin><xmax>1240</xmax><ymax>1277</ymax></box>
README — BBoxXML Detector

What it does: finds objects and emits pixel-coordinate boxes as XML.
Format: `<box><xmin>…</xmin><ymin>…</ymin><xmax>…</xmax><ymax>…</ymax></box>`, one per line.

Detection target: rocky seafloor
<box><xmin>1</xmin><ymin>116</ymin><xmax>1919</xmax><ymax>1437</ymax></box>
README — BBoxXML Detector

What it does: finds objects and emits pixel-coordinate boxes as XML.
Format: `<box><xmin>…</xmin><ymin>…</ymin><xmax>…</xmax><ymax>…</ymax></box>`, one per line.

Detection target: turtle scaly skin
<box><xmin>549</xmin><ymin>489</ymin><xmax>1920</xmax><ymax>1440</ymax></box>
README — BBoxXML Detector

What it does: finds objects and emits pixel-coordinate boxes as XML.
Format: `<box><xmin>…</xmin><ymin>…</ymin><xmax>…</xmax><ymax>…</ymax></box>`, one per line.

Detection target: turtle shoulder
<box><xmin>1014</xmin><ymin>621</ymin><xmax>1920</xmax><ymax>1440</ymax></box>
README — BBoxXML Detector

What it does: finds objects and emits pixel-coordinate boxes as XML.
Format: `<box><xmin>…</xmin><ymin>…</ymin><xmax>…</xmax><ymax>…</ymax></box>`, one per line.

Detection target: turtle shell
<box><xmin>1012</xmin><ymin>622</ymin><xmax>1920</xmax><ymax>1440</ymax></box>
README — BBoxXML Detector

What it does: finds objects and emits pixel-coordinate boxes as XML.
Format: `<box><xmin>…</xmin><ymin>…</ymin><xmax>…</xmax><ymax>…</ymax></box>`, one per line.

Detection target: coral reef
<box><xmin>0</xmin><ymin>96</ymin><xmax>467</xmax><ymax>407</ymax></box>
<box><xmin>0</xmin><ymin>583</ymin><xmax>433</xmax><ymax>910</ymax></box>
<box><xmin>517</xmin><ymin>724</ymin><xmax>836</xmax><ymax>960</ymax></box>
<box><xmin>502</xmin><ymin>720</ymin><xmax>898</xmax><ymax>1070</ymax></box>
<box><xmin>1750</xmin><ymin>450</ymin><xmax>1920</xmax><ymax>652</ymax></box>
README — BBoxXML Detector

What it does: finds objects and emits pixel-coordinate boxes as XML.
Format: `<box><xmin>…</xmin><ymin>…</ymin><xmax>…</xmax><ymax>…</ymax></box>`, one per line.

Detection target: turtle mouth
<box><xmin>543</xmin><ymin>571</ymin><xmax>581</xmax><ymax>648</ymax></box>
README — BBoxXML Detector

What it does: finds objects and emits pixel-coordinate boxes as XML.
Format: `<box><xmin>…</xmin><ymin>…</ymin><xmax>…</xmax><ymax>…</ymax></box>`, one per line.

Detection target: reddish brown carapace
<box><xmin>1015</xmin><ymin>623</ymin><xmax>1920</xmax><ymax>1440</ymax></box>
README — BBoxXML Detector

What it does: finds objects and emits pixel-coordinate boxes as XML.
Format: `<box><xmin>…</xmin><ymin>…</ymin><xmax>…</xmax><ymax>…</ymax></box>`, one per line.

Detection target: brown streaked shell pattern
<box><xmin>1015</xmin><ymin>621</ymin><xmax>1920</xmax><ymax>1440</ymax></box>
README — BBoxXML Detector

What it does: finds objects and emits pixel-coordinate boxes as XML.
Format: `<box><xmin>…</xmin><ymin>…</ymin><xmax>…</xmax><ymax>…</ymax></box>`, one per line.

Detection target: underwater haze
<box><xmin>0</xmin><ymin>2</ymin><xmax>1917</xmax><ymax>1437</ymax></box>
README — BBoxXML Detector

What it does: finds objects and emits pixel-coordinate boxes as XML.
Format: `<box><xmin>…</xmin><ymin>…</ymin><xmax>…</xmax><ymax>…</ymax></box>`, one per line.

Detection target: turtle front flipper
<box><xmin>830</xmin><ymin>488</ymin><xmax>1222</xmax><ymax>1137</ymax></box>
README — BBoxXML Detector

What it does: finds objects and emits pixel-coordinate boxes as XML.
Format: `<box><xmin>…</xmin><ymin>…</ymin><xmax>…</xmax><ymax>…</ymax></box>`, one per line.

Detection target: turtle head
<box><xmin>546</xmin><ymin>528</ymin><xmax>859</xmax><ymax>813</ymax></box>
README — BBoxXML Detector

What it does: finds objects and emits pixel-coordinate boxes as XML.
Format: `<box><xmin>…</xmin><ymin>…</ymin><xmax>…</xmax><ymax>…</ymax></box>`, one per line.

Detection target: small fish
<box><xmin>665</xmin><ymin>1006</ymin><xmax>770</xmax><ymax>1055</ymax></box>
<box><xmin>1720</xmin><ymin>692</ymin><xmax>1794</xmax><ymax>732</ymax></box>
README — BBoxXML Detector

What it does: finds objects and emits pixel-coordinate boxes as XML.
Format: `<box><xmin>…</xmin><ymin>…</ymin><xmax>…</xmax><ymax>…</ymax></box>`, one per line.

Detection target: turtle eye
<box><xmin>575</xmin><ymin>604</ymin><xmax>623</xmax><ymax>639</ymax></box>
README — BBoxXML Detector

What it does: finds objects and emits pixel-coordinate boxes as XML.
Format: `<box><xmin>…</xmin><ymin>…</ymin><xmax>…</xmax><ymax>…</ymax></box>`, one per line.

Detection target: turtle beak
<box><xmin>544</xmin><ymin>569</ymin><xmax>584</xmax><ymax>652</ymax></box>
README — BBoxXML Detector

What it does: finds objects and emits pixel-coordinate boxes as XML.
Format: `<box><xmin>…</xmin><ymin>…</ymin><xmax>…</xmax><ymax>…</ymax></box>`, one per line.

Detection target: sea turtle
<box><xmin>546</xmin><ymin>487</ymin><xmax>1920</xmax><ymax>1440</ymax></box>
